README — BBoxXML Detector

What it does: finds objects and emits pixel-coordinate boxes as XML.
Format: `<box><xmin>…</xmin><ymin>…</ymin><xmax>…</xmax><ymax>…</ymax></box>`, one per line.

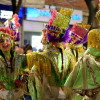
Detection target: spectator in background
<box><xmin>15</xmin><ymin>44</ymin><xmax>19</xmax><ymax>54</ymax></box>
<box><xmin>38</xmin><ymin>48</ymin><xmax>43</xmax><ymax>52</ymax></box>
<box><xmin>15</xmin><ymin>44</ymin><xmax>19</xmax><ymax>50</ymax></box>
<box><xmin>24</xmin><ymin>44</ymin><xmax>33</xmax><ymax>54</ymax></box>
<box><xmin>16</xmin><ymin>46</ymin><xmax>24</xmax><ymax>54</ymax></box>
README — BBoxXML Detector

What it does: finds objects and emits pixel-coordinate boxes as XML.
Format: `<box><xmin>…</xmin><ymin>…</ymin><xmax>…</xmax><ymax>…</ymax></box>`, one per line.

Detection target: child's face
<box><xmin>0</xmin><ymin>36</ymin><xmax>11</xmax><ymax>52</ymax></box>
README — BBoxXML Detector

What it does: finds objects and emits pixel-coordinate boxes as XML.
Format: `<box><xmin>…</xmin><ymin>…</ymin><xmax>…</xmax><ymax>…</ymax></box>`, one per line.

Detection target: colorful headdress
<box><xmin>88</xmin><ymin>29</ymin><xmax>100</xmax><ymax>50</ymax></box>
<box><xmin>68</xmin><ymin>23</ymin><xmax>91</xmax><ymax>45</ymax></box>
<box><xmin>0</xmin><ymin>14</ymin><xmax>20</xmax><ymax>42</ymax></box>
<box><xmin>42</xmin><ymin>8</ymin><xmax>73</xmax><ymax>46</ymax></box>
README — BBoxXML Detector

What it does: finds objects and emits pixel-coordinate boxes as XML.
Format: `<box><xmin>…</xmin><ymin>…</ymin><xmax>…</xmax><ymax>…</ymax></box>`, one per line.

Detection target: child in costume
<box><xmin>28</xmin><ymin>8</ymin><xmax>76</xmax><ymax>100</ymax></box>
<box><xmin>63</xmin><ymin>8</ymin><xmax>100</xmax><ymax>100</ymax></box>
<box><xmin>0</xmin><ymin>14</ymin><xmax>26</xmax><ymax>100</ymax></box>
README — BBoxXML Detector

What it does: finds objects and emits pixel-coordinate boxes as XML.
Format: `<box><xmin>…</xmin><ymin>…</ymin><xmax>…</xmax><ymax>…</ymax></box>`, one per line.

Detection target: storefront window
<box><xmin>32</xmin><ymin>35</ymin><xmax>43</xmax><ymax>52</ymax></box>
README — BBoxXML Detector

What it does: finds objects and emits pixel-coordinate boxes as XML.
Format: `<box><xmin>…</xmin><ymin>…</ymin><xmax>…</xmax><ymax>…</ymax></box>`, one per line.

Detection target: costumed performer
<box><xmin>0</xmin><ymin>14</ymin><xmax>27</xmax><ymax>100</ymax></box>
<box><xmin>63</xmin><ymin>5</ymin><xmax>100</xmax><ymax>100</ymax></box>
<box><xmin>27</xmin><ymin>8</ymin><xmax>76</xmax><ymax>100</ymax></box>
<box><xmin>67</xmin><ymin>23</ymin><xmax>91</xmax><ymax>61</ymax></box>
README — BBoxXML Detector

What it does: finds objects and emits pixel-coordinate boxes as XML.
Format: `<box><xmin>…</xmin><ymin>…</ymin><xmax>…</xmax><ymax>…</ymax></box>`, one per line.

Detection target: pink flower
<box><xmin>11</xmin><ymin>31</ymin><xmax>15</xmax><ymax>36</ymax></box>
<box><xmin>51</xmin><ymin>9</ymin><xmax>57</xmax><ymax>19</ymax></box>
<box><xmin>14</xmin><ymin>17</ymin><xmax>19</xmax><ymax>22</ymax></box>
<box><xmin>71</xmin><ymin>22</ymin><xmax>77</xmax><ymax>32</ymax></box>
<box><xmin>12</xmin><ymin>36</ymin><xmax>15</xmax><ymax>39</ymax></box>
<box><xmin>5</xmin><ymin>27</ymin><xmax>10</xmax><ymax>34</ymax></box>
<box><xmin>15</xmin><ymin>22</ymin><xmax>20</xmax><ymax>27</ymax></box>
<box><xmin>48</xmin><ymin>18</ymin><xmax>53</xmax><ymax>25</ymax></box>
<box><xmin>13</xmin><ymin>14</ymin><xmax>18</xmax><ymax>19</ymax></box>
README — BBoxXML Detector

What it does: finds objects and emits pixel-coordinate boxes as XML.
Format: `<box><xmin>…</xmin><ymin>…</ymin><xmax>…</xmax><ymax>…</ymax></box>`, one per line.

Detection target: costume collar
<box><xmin>87</xmin><ymin>47</ymin><xmax>100</xmax><ymax>57</ymax></box>
<box><xmin>45</xmin><ymin>43</ymin><xmax>65</xmax><ymax>53</ymax></box>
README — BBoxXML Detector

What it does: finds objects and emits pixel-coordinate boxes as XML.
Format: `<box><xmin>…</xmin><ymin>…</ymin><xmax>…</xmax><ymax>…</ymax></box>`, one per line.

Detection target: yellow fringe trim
<box><xmin>27</xmin><ymin>52</ymin><xmax>51</xmax><ymax>76</ymax></box>
<box><xmin>88</xmin><ymin>29</ymin><xmax>100</xmax><ymax>50</ymax></box>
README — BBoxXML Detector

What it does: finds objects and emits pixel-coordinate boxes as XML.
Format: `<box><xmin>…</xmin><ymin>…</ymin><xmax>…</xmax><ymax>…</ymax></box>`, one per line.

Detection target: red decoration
<box><xmin>48</xmin><ymin>9</ymin><xmax>57</xmax><ymax>25</ymax></box>
<box><xmin>96</xmin><ymin>91</ymin><xmax>98</xmax><ymax>94</ymax></box>
<box><xmin>51</xmin><ymin>9</ymin><xmax>57</xmax><ymax>19</ymax></box>
<box><xmin>48</xmin><ymin>18</ymin><xmax>53</xmax><ymax>25</ymax></box>
<box><xmin>15</xmin><ymin>79</ymin><xmax>21</xmax><ymax>87</ymax></box>
<box><xmin>71</xmin><ymin>24</ymin><xmax>88</xmax><ymax>39</ymax></box>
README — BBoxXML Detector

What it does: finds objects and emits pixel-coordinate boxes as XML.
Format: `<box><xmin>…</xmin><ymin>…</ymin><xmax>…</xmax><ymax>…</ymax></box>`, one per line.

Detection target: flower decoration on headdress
<box><xmin>42</xmin><ymin>8</ymin><xmax>73</xmax><ymax>46</ymax></box>
<box><xmin>68</xmin><ymin>23</ymin><xmax>91</xmax><ymax>45</ymax></box>
<box><xmin>0</xmin><ymin>14</ymin><xmax>20</xmax><ymax>42</ymax></box>
<box><xmin>48</xmin><ymin>9</ymin><xmax>57</xmax><ymax>25</ymax></box>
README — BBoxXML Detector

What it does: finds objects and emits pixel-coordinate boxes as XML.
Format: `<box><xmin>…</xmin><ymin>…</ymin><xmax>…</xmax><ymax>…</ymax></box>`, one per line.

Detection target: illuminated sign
<box><xmin>0</xmin><ymin>7</ymin><xmax>23</xmax><ymax>20</ymax></box>
<box><xmin>26</xmin><ymin>8</ymin><xmax>82</xmax><ymax>23</ymax></box>
<box><xmin>27</xmin><ymin>7</ymin><xmax>51</xmax><ymax>18</ymax></box>
<box><xmin>71</xmin><ymin>14</ymin><xmax>82</xmax><ymax>21</ymax></box>
<box><xmin>70</xmin><ymin>10</ymin><xmax>82</xmax><ymax>25</ymax></box>
<box><xmin>40</xmin><ymin>10</ymin><xmax>51</xmax><ymax>17</ymax></box>
<box><xmin>0</xmin><ymin>10</ymin><xmax>13</xmax><ymax>19</ymax></box>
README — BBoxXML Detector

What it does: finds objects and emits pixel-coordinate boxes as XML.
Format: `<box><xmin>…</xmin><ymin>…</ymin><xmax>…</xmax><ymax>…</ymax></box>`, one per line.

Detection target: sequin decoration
<box><xmin>88</xmin><ymin>29</ymin><xmax>100</xmax><ymax>50</ymax></box>
<box><xmin>0</xmin><ymin>14</ymin><xmax>20</xmax><ymax>42</ymax></box>
<box><xmin>59</xmin><ymin>8</ymin><xmax>73</xmax><ymax>18</ymax></box>
<box><xmin>71</xmin><ymin>24</ymin><xmax>89</xmax><ymax>39</ymax></box>
<box><xmin>27</xmin><ymin>52</ymin><xmax>51</xmax><ymax>76</ymax></box>
<box><xmin>96</xmin><ymin>10</ymin><xmax>100</xmax><ymax>25</ymax></box>
<box><xmin>52</xmin><ymin>12</ymin><xmax>70</xmax><ymax>31</ymax></box>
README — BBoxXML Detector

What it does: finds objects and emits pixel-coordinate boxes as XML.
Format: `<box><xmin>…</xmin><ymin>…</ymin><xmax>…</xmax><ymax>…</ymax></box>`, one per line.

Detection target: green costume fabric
<box><xmin>28</xmin><ymin>46</ymin><xmax>76</xmax><ymax>100</ymax></box>
<box><xmin>69</xmin><ymin>44</ymin><xmax>85</xmax><ymax>61</ymax></box>
<box><xmin>0</xmin><ymin>53</ymin><xmax>26</xmax><ymax>100</ymax></box>
<box><xmin>64</xmin><ymin>47</ymin><xmax>100</xmax><ymax>100</ymax></box>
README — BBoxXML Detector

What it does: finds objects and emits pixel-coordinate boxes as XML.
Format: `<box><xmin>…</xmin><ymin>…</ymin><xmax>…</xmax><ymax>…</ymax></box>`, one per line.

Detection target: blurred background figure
<box><xmin>15</xmin><ymin>44</ymin><xmax>19</xmax><ymax>50</ymax></box>
<box><xmin>38</xmin><ymin>48</ymin><xmax>43</xmax><ymax>52</ymax></box>
<box><xmin>24</xmin><ymin>44</ymin><xmax>33</xmax><ymax>54</ymax></box>
<box><xmin>15</xmin><ymin>44</ymin><xmax>19</xmax><ymax>53</ymax></box>
<box><xmin>16</xmin><ymin>46</ymin><xmax>24</xmax><ymax>54</ymax></box>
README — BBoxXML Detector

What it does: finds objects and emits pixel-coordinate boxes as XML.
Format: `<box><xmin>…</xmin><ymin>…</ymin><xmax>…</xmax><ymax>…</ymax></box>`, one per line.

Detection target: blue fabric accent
<box><xmin>20</xmin><ymin>95</ymin><xmax>32</xmax><ymax>100</ymax></box>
